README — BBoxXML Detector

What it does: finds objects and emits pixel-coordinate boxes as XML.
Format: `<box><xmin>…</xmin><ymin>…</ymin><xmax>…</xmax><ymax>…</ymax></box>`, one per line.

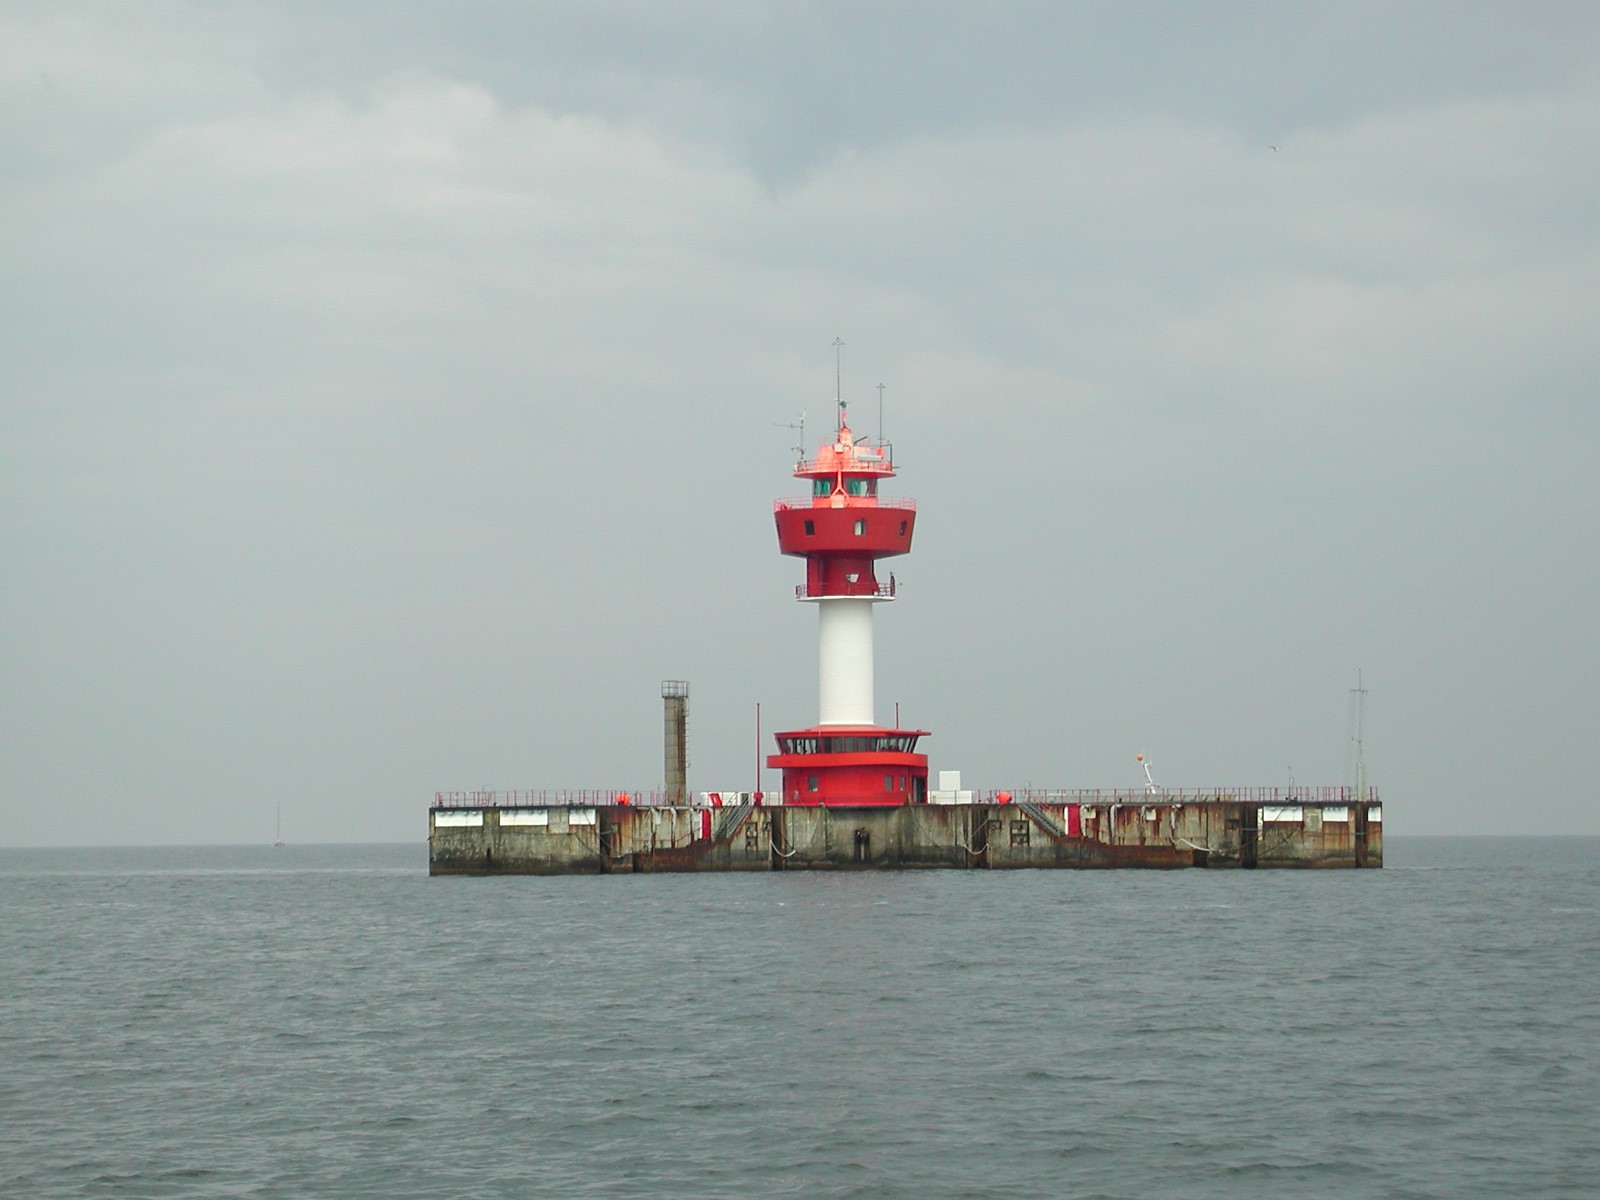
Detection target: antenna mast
<box><xmin>877</xmin><ymin>382</ymin><xmax>885</xmax><ymax>445</ymax></box>
<box><xmin>1348</xmin><ymin>670</ymin><xmax>1369</xmax><ymax>802</ymax></box>
<box><xmin>774</xmin><ymin>412</ymin><xmax>807</xmax><ymax>464</ymax></box>
<box><xmin>832</xmin><ymin>336</ymin><xmax>845</xmax><ymax>430</ymax></box>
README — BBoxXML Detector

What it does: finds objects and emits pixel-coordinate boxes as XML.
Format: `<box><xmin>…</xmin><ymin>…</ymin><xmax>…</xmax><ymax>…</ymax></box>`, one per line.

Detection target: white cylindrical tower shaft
<box><xmin>817</xmin><ymin>598</ymin><xmax>874</xmax><ymax>725</ymax></box>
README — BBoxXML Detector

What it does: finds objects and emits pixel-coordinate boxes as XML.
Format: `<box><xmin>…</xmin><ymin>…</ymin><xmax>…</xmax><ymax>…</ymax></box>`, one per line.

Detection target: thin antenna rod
<box><xmin>877</xmin><ymin>382</ymin><xmax>885</xmax><ymax>445</ymax></box>
<box><xmin>1354</xmin><ymin>669</ymin><xmax>1366</xmax><ymax>762</ymax></box>
<box><xmin>832</xmin><ymin>336</ymin><xmax>845</xmax><ymax>429</ymax></box>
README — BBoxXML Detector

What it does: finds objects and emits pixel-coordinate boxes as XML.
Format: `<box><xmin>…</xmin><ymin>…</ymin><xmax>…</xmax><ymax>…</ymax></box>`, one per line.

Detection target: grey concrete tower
<box><xmin>662</xmin><ymin>680</ymin><xmax>689</xmax><ymax>805</ymax></box>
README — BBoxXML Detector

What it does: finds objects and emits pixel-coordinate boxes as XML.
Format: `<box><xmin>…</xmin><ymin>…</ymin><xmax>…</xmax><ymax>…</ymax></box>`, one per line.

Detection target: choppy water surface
<box><xmin>2</xmin><ymin>838</ymin><xmax>1596</xmax><ymax>1198</ymax></box>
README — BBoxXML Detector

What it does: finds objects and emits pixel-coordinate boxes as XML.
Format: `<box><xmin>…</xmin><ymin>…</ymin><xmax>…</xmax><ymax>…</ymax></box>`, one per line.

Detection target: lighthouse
<box><xmin>767</xmin><ymin>399</ymin><xmax>929</xmax><ymax>805</ymax></box>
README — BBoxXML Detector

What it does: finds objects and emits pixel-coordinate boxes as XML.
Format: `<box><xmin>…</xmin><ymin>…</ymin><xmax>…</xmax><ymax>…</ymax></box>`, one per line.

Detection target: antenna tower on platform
<box><xmin>1347</xmin><ymin>671</ymin><xmax>1369</xmax><ymax>803</ymax></box>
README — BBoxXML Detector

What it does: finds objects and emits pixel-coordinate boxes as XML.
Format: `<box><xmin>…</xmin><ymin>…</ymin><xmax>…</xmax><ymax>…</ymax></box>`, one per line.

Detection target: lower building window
<box><xmin>808</xmin><ymin>775</ymin><xmax>819</xmax><ymax>792</ymax></box>
<box><xmin>884</xmin><ymin>774</ymin><xmax>894</xmax><ymax>790</ymax></box>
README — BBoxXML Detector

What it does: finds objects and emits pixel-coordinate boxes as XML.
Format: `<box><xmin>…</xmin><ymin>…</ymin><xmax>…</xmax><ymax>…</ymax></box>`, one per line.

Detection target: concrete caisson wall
<box><xmin>992</xmin><ymin>804</ymin><xmax>1192</xmax><ymax>869</ymax></box>
<box><xmin>770</xmin><ymin>804</ymin><xmax>989</xmax><ymax>869</ymax></box>
<box><xmin>613</xmin><ymin>805</ymin><xmax>772</xmax><ymax>872</ymax></box>
<box><xmin>1253</xmin><ymin>803</ymin><xmax>1383</xmax><ymax>868</ymax></box>
<box><xmin>427</xmin><ymin>801</ymin><xmax>1382</xmax><ymax>875</ymax></box>
<box><xmin>1007</xmin><ymin>800</ymin><xmax>1383</xmax><ymax>869</ymax></box>
<box><xmin>429</xmin><ymin>807</ymin><xmax>604</xmax><ymax>875</ymax></box>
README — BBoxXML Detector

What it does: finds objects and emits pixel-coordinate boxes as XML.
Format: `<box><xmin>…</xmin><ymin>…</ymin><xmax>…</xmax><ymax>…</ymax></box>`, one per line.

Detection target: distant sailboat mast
<box><xmin>275</xmin><ymin>803</ymin><xmax>285</xmax><ymax>847</ymax></box>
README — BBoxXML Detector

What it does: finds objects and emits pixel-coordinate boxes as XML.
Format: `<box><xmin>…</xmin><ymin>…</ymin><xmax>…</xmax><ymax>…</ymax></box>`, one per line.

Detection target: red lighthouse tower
<box><xmin>767</xmin><ymin>400</ymin><xmax>929</xmax><ymax>806</ymax></box>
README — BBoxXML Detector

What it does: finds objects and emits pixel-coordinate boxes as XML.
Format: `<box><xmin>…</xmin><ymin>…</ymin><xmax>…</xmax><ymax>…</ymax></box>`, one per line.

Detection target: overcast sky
<box><xmin>4</xmin><ymin>1</ymin><xmax>1597</xmax><ymax>845</ymax></box>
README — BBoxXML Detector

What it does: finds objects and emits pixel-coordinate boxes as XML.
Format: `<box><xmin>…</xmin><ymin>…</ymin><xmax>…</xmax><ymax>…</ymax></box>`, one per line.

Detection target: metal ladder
<box><xmin>711</xmin><ymin>803</ymin><xmax>756</xmax><ymax>842</ymax></box>
<box><xmin>1015</xmin><ymin>799</ymin><xmax>1067</xmax><ymax>839</ymax></box>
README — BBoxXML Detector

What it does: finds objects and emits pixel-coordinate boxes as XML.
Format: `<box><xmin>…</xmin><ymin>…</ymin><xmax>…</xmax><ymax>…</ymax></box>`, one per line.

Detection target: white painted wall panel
<box><xmin>434</xmin><ymin>810</ymin><xmax>483</xmax><ymax>827</ymax></box>
<box><xmin>818</xmin><ymin>598</ymin><xmax>874</xmax><ymax>725</ymax></box>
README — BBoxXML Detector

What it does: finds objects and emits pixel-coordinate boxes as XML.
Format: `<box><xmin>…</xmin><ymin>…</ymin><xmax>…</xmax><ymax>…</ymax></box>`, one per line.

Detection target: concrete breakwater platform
<box><xmin>428</xmin><ymin>790</ymin><xmax>1381</xmax><ymax>874</ymax></box>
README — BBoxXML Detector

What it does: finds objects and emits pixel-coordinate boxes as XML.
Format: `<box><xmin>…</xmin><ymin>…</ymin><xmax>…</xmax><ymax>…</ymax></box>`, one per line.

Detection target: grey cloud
<box><xmin>2</xmin><ymin>2</ymin><xmax>1597</xmax><ymax>844</ymax></box>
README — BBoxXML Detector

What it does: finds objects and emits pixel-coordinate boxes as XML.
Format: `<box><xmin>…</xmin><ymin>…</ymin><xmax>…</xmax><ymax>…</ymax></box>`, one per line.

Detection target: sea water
<box><xmin>1</xmin><ymin>838</ymin><xmax>1596</xmax><ymax>1199</ymax></box>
